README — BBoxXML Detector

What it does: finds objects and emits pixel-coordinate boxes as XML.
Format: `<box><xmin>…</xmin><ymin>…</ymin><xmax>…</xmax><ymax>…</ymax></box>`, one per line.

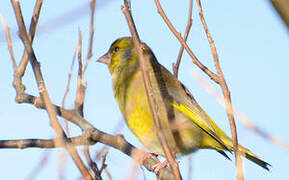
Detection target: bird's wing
<box><xmin>156</xmin><ymin>65</ymin><xmax>230</xmax><ymax>151</ymax></box>
<box><xmin>171</xmin><ymin>99</ymin><xmax>230</xmax><ymax>151</ymax></box>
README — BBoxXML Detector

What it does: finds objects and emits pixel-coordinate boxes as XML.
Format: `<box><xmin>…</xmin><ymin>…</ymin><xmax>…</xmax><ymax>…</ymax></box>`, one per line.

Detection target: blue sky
<box><xmin>0</xmin><ymin>0</ymin><xmax>288</xmax><ymax>179</ymax></box>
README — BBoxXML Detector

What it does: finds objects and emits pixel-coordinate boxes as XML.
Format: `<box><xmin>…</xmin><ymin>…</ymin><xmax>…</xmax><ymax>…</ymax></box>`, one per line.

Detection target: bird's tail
<box><xmin>172</xmin><ymin>103</ymin><xmax>270</xmax><ymax>170</ymax></box>
<box><xmin>238</xmin><ymin>143</ymin><xmax>271</xmax><ymax>171</ymax></box>
<box><xmin>220</xmin><ymin>137</ymin><xmax>271</xmax><ymax>171</ymax></box>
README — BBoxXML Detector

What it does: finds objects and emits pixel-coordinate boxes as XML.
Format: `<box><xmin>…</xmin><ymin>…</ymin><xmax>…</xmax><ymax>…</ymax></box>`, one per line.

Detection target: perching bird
<box><xmin>97</xmin><ymin>37</ymin><xmax>270</xmax><ymax>170</ymax></box>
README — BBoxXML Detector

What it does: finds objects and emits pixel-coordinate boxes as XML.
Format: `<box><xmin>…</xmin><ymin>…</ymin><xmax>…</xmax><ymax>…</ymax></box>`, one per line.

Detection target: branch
<box><xmin>61</xmin><ymin>45</ymin><xmax>77</xmax><ymax>136</ymax></box>
<box><xmin>83</xmin><ymin>146</ymin><xmax>102</xmax><ymax>180</ymax></box>
<box><xmin>75</xmin><ymin>29</ymin><xmax>86</xmax><ymax>116</ymax></box>
<box><xmin>154</xmin><ymin>0</ymin><xmax>219</xmax><ymax>83</ymax></box>
<box><xmin>0</xmin><ymin>128</ymin><xmax>174</xmax><ymax>180</ymax></box>
<box><xmin>270</xmin><ymin>0</ymin><xmax>289</xmax><ymax>28</ymax></box>
<box><xmin>0</xmin><ymin>136</ymin><xmax>94</xmax><ymax>149</ymax></box>
<box><xmin>82</xmin><ymin>0</ymin><xmax>96</xmax><ymax>73</ymax></box>
<box><xmin>18</xmin><ymin>0</ymin><xmax>42</xmax><ymax>76</ymax></box>
<box><xmin>195</xmin><ymin>1</ymin><xmax>243</xmax><ymax>179</ymax></box>
<box><xmin>173</xmin><ymin>0</ymin><xmax>193</xmax><ymax>78</ymax></box>
<box><xmin>122</xmin><ymin>1</ymin><xmax>182</xmax><ymax>179</ymax></box>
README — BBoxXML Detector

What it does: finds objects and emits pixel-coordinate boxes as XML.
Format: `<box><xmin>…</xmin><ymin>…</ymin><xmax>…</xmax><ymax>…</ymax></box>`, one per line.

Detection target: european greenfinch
<box><xmin>97</xmin><ymin>37</ymin><xmax>270</xmax><ymax>170</ymax></box>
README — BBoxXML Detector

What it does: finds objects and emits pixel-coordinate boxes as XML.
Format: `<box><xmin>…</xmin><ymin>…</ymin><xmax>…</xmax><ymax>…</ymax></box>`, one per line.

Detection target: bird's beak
<box><xmin>97</xmin><ymin>52</ymin><xmax>111</xmax><ymax>65</ymax></box>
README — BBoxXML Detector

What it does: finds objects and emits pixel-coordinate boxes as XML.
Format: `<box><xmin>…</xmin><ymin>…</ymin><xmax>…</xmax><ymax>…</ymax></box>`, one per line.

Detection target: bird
<box><xmin>97</xmin><ymin>37</ymin><xmax>270</xmax><ymax>170</ymax></box>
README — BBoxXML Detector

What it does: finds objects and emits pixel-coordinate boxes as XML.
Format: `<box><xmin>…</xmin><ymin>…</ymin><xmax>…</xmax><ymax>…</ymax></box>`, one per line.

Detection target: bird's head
<box><xmin>97</xmin><ymin>37</ymin><xmax>138</xmax><ymax>75</ymax></box>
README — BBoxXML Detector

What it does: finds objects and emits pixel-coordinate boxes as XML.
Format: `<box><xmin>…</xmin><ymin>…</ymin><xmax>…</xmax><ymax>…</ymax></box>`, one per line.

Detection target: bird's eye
<box><xmin>113</xmin><ymin>46</ymin><xmax>120</xmax><ymax>53</ymax></box>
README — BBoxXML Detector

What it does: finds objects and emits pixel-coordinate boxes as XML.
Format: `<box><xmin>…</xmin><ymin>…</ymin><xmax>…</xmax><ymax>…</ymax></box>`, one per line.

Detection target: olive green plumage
<box><xmin>98</xmin><ymin>37</ymin><xmax>270</xmax><ymax>170</ymax></box>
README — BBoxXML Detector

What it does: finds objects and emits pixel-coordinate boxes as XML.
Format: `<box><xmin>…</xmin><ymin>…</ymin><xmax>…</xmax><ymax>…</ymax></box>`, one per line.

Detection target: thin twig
<box><xmin>18</xmin><ymin>0</ymin><xmax>42</xmax><ymax>76</ymax></box>
<box><xmin>122</xmin><ymin>1</ymin><xmax>182</xmax><ymax>179</ymax></box>
<box><xmin>84</xmin><ymin>146</ymin><xmax>102</xmax><ymax>180</ymax></box>
<box><xmin>0</xmin><ymin>15</ymin><xmax>17</xmax><ymax>70</ymax></box>
<box><xmin>99</xmin><ymin>148</ymin><xmax>109</xmax><ymax>175</ymax></box>
<box><xmin>95</xmin><ymin>148</ymin><xmax>112</xmax><ymax>180</ymax></box>
<box><xmin>270</xmin><ymin>0</ymin><xmax>289</xmax><ymax>28</ymax></box>
<box><xmin>62</xmin><ymin>46</ymin><xmax>77</xmax><ymax>136</ymax></box>
<box><xmin>83</xmin><ymin>0</ymin><xmax>96</xmax><ymax>73</ymax></box>
<box><xmin>154</xmin><ymin>0</ymin><xmax>219</xmax><ymax>83</ymax></box>
<box><xmin>173</xmin><ymin>0</ymin><xmax>193</xmax><ymax>78</ymax></box>
<box><xmin>195</xmin><ymin>1</ymin><xmax>243</xmax><ymax>179</ymax></box>
<box><xmin>75</xmin><ymin>29</ymin><xmax>87</xmax><ymax>116</ymax></box>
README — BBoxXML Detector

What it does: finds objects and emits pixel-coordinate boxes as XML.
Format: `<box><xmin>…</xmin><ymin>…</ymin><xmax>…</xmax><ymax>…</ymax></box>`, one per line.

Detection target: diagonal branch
<box><xmin>270</xmin><ymin>0</ymin><xmax>289</xmax><ymax>28</ymax></box>
<box><xmin>195</xmin><ymin>1</ymin><xmax>243</xmax><ymax>179</ymax></box>
<box><xmin>173</xmin><ymin>0</ymin><xmax>193</xmax><ymax>78</ymax></box>
<box><xmin>154</xmin><ymin>0</ymin><xmax>219</xmax><ymax>83</ymax></box>
<box><xmin>122</xmin><ymin>1</ymin><xmax>182</xmax><ymax>180</ymax></box>
<box><xmin>18</xmin><ymin>0</ymin><xmax>42</xmax><ymax>77</ymax></box>
<box><xmin>82</xmin><ymin>0</ymin><xmax>96</xmax><ymax>73</ymax></box>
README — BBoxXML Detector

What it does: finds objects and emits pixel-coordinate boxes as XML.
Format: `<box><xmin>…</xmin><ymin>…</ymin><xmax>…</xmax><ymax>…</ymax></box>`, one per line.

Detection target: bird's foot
<box><xmin>132</xmin><ymin>150</ymin><xmax>158</xmax><ymax>165</ymax></box>
<box><xmin>152</xmin><ymin>160</ymin><xmax>169</xmax><ymax>174</ymax></box>
<box><xmin>152</xmin><ymin>159</ymin><xmax>180</xmax><ymax>175</ymax></box>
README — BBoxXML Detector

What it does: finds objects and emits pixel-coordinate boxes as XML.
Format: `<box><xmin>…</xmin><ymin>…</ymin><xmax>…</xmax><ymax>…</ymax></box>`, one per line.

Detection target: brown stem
<box><xmin>18</xmin><ymin>0</ymin><xmax>43</xmax><ymax>77</ymax></box>
<box><xmin>154</xmin><ymin>0</ymin><xmax>219</xmax><ymax>83</ymax></box>
<box><xmin>270</xmin><ymin>0</ymin><xmax>289</xmax><ymax>28</ymax></box>
<box><xmin>0</xmin><ymin>129</ymin><xmax>174</xmax><ymax>180</ymax></box>
<box><xmin>75</xmin><ymin>29</ymin><xmax>86</xmax><ymax>116</ymax></box>
<box><xmin>173</xmin><ymin>0</ymin><xmax>193</xmax><ymax>78</ymax></box>
<box><xmin>84</xmin><ymin>146</ymin><xmax>102</xmax><ymax>179</ymax></box>
<box><xmin>83</xmin><ymin>0</ymin><xmax>96</xmax><ymax>73</ymax></box>
<box><xmin>122</xmin><ymin>1</ymin><xmax>182</xmax><ymax>179</ymax></box>
<box><xmin>61</xmin><ymin>48</ymin><xmax>77</xmax><ymax>136</ymax></box>
<box><xmin>195</xmin><ymin>0</ymin><xmax>243</xmax><ymax>179</ymax></box>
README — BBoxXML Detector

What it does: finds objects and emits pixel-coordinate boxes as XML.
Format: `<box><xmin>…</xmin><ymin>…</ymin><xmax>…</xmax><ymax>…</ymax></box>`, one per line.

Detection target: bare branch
<box><xmin>0</xmin><ymin>15</ymin><xmax>17</xmax><ymax>70</ymax></box>
<box><xmin>18</xmin><ymin>0</ymin><xmax>43</xmax><ymax>76</ymax></box>
<box><xmin>0</xmin><ymin>136</ymin><xmax>94</xmax><ymax>149</ymax></box>
<box><xmin>122</xmin><ymin>1</ymin><xmax>182</xmax><ymax>179</ymax></box>
<box><xmin>83</xmin><ymin>0</ymin><xmax>96</xmax><ymax>73</ymax></box>
<box><xmin>195</xmin><ymin>1</ymin><xmax>243</xmax><ymax>179</ymax></box>
<box><xmin>62</xmin><ymin>47</ymin><xmax>77</xmax><ymax>136</ymax></box>
<box><xmin>270</xmin><ymin>0</ymin><xmax>289</xmax><ymax>28</ymax></box>
<box><xmin>154</xmin><ymin>0</ymin><xmax>219</xmax><ymax>83</ymax></box>
<box><xmin>0</xmin><ymin>128</ymin><xmax>174</xmax><ymax>180</ymax></box>
<box><xmin>75</xmin><ymin>29</ymin><xmax>87</xmax><ymax>116</ymax></box>
<box><xmin>173</xmin><ymin>0</ymin><xmax>193</xmax><ymax>78</ymax></box>
<box><xmin>84</xmin><ymin>146</ymin><xmax>102</xmax><ymax>180</ymax></box>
